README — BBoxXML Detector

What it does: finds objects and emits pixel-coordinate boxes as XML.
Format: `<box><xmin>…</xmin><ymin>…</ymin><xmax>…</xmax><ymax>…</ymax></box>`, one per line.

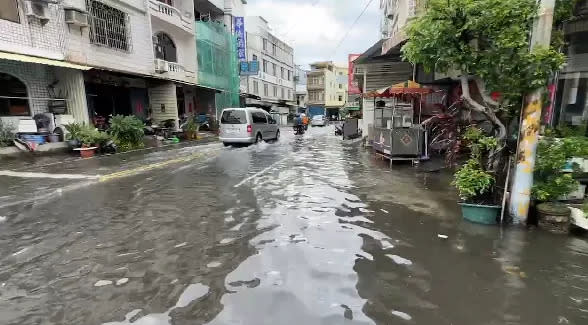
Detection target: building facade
<box><xmin>295</xmin><ymin>65</ymin><xmax>308</xmax><ymax>112</ymax></box>
<box><xmin>552</xmin><ymin>0</ymin><xmax>588</xmax><ymax>134</ymax></box>
<box><xmin>243</xmin><ymin>16</ymin><xmax>295</xmax><ymax>122</ymax></box>
<box><xmin>0</xmin><ymin>0</ymin><xmax>244</xmax><ymax>133</ymax></box>
<box><xmin>307</xmin><ymin>61</ymin><xmax>348</xmax><ymax>118</ymax></box>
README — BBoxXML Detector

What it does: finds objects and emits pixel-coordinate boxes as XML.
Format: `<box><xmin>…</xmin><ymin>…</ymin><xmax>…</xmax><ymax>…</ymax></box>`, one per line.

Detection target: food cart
<box><xmin>364</xmin><ymin>81</ymin><xmax>431</xmax><ymax>166</ymax></box>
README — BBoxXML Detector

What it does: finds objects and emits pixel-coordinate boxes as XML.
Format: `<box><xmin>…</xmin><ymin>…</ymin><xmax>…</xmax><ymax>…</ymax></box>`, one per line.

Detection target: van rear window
<box><xmin>221</xmin><ymin>110</ymin><xmax>247</xmax><ymax>124</ymax></box>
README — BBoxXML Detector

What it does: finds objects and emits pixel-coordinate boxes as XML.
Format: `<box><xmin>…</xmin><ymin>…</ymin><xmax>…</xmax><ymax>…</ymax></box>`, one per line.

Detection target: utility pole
<box><xmin>509</xmin><ymin>0</ymin><xmax>556</xmax><ymax>224</ymax></box>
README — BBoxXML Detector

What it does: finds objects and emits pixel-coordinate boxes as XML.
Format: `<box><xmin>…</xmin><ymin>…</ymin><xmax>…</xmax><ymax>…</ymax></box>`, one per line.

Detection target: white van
<box><xmin>219</xmin><ymin>107</ymin><xmax>280</xmax><ymax>145</ymax></box>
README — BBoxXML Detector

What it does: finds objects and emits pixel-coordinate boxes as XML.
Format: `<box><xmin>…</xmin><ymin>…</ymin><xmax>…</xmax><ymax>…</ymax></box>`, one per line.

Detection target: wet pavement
<box><xmin>0</xmin><ymin>126</ymin><xmax>587</xmax><ymax>325</ymax></box>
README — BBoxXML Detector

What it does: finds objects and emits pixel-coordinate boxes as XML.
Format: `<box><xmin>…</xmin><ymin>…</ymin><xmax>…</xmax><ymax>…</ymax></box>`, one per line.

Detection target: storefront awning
<box><xmin>346</xmin><ymin>106</ymin><xmax>361</xmax><ymax>111</ymax></box>
<box><xmin>0</xmin><ymin>52</ymin><xmax>92</xmax><ymax>70</ymax></box>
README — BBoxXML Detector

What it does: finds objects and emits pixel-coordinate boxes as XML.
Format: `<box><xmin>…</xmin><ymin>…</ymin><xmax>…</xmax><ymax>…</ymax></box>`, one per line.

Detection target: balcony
<box><xmin>307</xmin><ymin>82</ymin><xmax>325</xmax><ymax>90</ymax></box>
<box><xmin>149</xmin><ymin>0</ymin><xmax>194</xmax><ymax>34</ymax></box>
<box><xmin>154</xmin><ymin>59</ymin><xmax>196</xmax><ymax>83</ymax></box>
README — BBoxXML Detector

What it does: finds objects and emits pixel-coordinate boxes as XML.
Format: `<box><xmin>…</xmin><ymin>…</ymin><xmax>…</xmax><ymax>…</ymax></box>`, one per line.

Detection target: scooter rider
<box><xmin>293</xmin><ymin>114</ymin><xmax>304</xmax><ymax>134</ymax></box>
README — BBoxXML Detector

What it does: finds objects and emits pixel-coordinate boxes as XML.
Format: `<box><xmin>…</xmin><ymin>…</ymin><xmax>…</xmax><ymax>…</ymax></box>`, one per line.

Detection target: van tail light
<box><xmin>247</xmin><ymin>125</ymin><xmax>252</xmax><ymax>133</ymax></box>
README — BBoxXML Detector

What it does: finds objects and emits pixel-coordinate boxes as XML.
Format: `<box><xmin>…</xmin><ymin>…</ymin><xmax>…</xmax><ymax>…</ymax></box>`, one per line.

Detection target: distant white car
<box><xmin>312</xmin><ymin>115</ymin><xmax>327</xmax><ymax>127</ymax></box>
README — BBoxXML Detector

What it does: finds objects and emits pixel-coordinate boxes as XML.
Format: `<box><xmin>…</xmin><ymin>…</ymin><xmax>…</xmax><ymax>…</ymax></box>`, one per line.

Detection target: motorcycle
<box><xmin>293</xmin><ymin>124</ymin><xmax>305</xmax><ymax>135</ymax></box>
<box><xmin>335</xmin><ymin>124</ymin><xmax>343</xmax><ymax>136</ymax></box>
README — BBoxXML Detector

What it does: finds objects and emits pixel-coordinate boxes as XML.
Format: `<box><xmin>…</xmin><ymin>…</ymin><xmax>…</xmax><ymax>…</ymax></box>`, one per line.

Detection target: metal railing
<box><xmin>149</xmin><ymin>0</ymin><xmax>193</xmax><ymax>32</ymax></box>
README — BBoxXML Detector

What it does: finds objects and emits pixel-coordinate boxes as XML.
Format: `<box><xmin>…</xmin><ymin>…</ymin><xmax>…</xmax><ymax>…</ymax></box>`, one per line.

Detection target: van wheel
<box><xmin>223</xmin><ymin>142</ymin><xmax>231</xmax><ymax>147</ymax></box>
<box><xmin>275</xmin><ymin>130</ymin><xmax>280</xmax><ymax>141</ymax></box>
<box><xmin>255</xmin><ymin>133</ymin><xmax>262</xmax><ymax>143</ymax></box>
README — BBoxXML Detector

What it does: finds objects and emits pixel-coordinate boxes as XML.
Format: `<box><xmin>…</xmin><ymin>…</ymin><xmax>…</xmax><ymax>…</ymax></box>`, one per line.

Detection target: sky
<box><xmin>245</xmin><ymin>0</ymin><xmax>381</xmax><ymax>68</ymax></box>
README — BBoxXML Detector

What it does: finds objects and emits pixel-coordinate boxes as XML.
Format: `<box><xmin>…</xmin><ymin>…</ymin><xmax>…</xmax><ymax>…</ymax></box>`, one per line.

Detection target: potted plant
<box><xmin>532</xmin><ymin>136</ymin><xmax>587</xmax><ymax>233</ymax></box>
<box><xmin>452</xmin><ymin>127</ymin><xmax>502</xmax><ymax>224</ymax></box>
<box><xmin>64</xmin><ymin>123</ymin><xmax>83</xmax><ymax>148</ymax></box>
<box><xmin>0</xmin><ymin>119</ymin><xmax>15</xmax><ymax>147</ymax></box>
<box><xmin>184</xmin><ymin>118</ymin><xmax>200</xmax><ymax>140</ymax></box>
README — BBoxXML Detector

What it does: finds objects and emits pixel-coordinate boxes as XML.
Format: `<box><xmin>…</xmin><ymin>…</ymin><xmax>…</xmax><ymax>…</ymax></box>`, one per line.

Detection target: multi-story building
<box><xmin>295</xmin><ymin>65</ymin><xmax>308</xmax><ymax>113</ymax></box>
<box><xmin>243</xmin><ymin>16</ymin><xmax>295</xmax><ymax>123</ymax></box>
<box><xmin>307</xmin><ymin>61</ymin><xmax>348</xmax><ymax>118</ymax></box>
<box><xmin>0</xmin><ymin>0</ymin><xmax>243</xmax><ymax>133</ymax></box>
<box><xmin>552</xmin><ymin>0</ymin><xmax>588</xmax><ymax>132</ymax></box>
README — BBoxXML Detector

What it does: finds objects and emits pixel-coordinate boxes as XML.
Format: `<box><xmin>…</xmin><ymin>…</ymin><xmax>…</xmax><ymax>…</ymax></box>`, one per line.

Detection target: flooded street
<box><xmin>0</xmin><ymin>126</ymin><xmax>587</xmax><ymax>325</ymax></box>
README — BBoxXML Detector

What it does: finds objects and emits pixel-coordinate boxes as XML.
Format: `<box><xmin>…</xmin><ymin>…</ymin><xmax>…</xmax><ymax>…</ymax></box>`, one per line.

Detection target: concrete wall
<box><xmin>148</xmin><ymin>82</ymin><xmax>179</xmax><ymax>128</ymax></box>
<box><xmin>64</xmin><ymin>0</ymin><xmax>155</xmax><ymax>76</ymax></box>
<box><xmin>0</xmin><ymin>61</ymin><xmax>55</xmax><ymax>127</ymax></box>
<box><xmin>53</xmin><ymin>67</ymin><xmax>90</xmax><ymax>124</ymax></box>
<box><xmin>0</xmin><ymin>2</ymin><xmax>66</xmax><ymax>60</ymax></box>
<box><xmin>151</xmin><ymin>18</ymin><xmax>197</xmax><ymax>80</ymax></box>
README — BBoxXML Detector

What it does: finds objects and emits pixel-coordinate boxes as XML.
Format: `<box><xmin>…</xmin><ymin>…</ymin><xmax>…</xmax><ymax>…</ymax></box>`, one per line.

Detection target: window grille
<box><xmin>86</xmin><ymin>0</ymin><xmax>131</xmax><ymax>52</ymax></box>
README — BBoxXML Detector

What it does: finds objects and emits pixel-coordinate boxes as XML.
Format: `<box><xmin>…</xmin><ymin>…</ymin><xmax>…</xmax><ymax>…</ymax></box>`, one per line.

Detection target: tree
<box><xmin>402</xmin><ymin>0</ymin><xmax>565</xmax><ymax>151</ymax></box>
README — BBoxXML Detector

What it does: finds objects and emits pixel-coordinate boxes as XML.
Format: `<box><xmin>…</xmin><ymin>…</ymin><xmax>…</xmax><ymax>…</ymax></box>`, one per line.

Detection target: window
<box><xmin>288</xmin><ymin>90</ymin><xmax>292</xmax><ymax>100</ymax></box>
<box><xmin>273</xmin><ymin>85</ymin><xmax>277</xmax><ymax>97</ymax></box>
<box><xmin>221</xmin><ymin>110</ymin><xmax>247</xmax><ymax>124</ymax></box>
<box><xmin>263</xmin><ymin>38</ymin><xmax>268</xmax><ymax>51</ymax></box>
<box><xmin>272</xmin><ymin>44</ymin><xmax>277</xmax><ymax>55</ymax></box>
<box><xmin>281</xmin><ymin>87</ymin><xmax>284</xmax><ymax>99</ymax></box>
<box><xmin>253</xmin><ymin>81</ymin><xmax>259</xmax><ymax>94</ymax></box>
<box><xmin>87</xmin><ymin>0</ymin><xmax>131</xmax><ymax>51</ymax></box>
<box><xmin>288</xmin><ymin>70</ymin><xmax>292</xmax><ymax>81</ymax></box>
<box><xmin>281</xmin><ymin>67</ymin><xmax>285</xmax><ymax>79</ymax></box>
<box><xmin>338</xmin><ymin>95</ymin><xmax>343</xmax><ymax>101</ymax></box>
<box><xmin>252</xmin><ymin>112</ymin><xmax>267</xmax><ymax>124</ymax></box>
<box><xmin>339</xmin><ymin>84</ymin><xmax>343</xmax><ymax>89</ymax></box>
<box><xmin>272</xmin><ymin>63</ymin><xmax>277</xmax><ymax>76</ymax></box>
<box><xmin>262</xmin><ymin>59</ymin><xmax>268</xmax><ymax>73</ymax></box>
<box><xmin>263</xmin><ymin>83</ymin><xmax>268</xmax><ymax>96</ymax></box>
<box><xmin>0</xmin><ymin>0</ymin><xmax>19</xmax><ymax>23</ymax></box>
<box><xmin>268</xmin><ymin>116</ymin><xmax>277</xmax><ymax>124</ymax></box>
<box><xmin>0</xmin><ymin>73</ymin><xmax>29</xmax><ymax>116</ymax></box>
<box><xmin>252</xmin><ymin>54</ymin><xmax>257</xmax><ymax>61</ymax></box>
<box><xmin>154</xmin><ymin>33</ymin><xmax>177</xmax><ymax>62</ymax></box>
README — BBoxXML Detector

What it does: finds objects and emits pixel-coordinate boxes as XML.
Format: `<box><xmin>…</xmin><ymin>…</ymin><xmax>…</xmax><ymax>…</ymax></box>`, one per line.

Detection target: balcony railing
<box><xmin>149</xmin><ymin>0</ymin><xmax>193</xmax><ymax>33</ymax></box>
<box><xmin>168</xmin><ymin>62</ymin><xmax>183</xmax><ymax>73</ymax></box>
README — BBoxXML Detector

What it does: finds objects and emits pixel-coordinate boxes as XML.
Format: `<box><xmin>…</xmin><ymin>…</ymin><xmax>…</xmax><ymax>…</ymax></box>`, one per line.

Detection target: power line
<box><xmin>329</xmin><ymin>0</ymin><xmax>376</xmax><ymax>59</ymax></box>
<box><xmin>281</xmin><ymin>0</ymin><xmax>322</xmax><ymax>39</ymax></box>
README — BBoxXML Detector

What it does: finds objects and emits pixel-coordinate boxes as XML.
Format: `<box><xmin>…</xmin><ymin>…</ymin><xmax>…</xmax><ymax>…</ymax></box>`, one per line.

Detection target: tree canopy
<box><xmin>402</xmin><ymin>0</ymin><xmax>565</xmax><ymax>139</ymax></box>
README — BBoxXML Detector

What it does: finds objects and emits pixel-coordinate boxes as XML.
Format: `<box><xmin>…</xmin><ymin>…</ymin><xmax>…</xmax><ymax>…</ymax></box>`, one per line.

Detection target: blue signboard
<box><xmin>248</xmin><ymin>60</ymin><xmax>259</xmax><ymax>73</ymax></box>
<box><xmin>239</xmin><ymin>61</ymin><xmax>259</xmax><ymax>76</ymax></box>
<box><xmin>234</xmin><ymin>16</ymin><xmax>246</xmax><ymax>61</ymax></box>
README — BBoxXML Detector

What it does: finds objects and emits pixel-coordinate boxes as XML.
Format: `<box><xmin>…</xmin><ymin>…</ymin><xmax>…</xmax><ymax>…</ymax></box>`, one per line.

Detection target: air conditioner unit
<box><xmin>64</xmin><ymin>8</ymin><xmax>89</xmax><ymax>27</ymax></box>
<box><xmin>24</xmin><ymin>0</ymin><xmax>50</xmax><ymax>23</ymax></box>
<box><xmin>154</xmin><ymin>59</ymin><xmax>169</xmax><ymax>73</ymax></box>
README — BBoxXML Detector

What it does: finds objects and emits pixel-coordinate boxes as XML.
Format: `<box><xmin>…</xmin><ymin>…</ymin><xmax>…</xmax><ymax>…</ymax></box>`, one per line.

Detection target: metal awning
<box><xmin>0</xmin><ymin>52</ymin><xmax>92</xmax><ymax>70</ymax></box>
<box><xmin>346</xmin><ymin>106</ymin><xmax>361</xmax><ymax>111</ymax></box>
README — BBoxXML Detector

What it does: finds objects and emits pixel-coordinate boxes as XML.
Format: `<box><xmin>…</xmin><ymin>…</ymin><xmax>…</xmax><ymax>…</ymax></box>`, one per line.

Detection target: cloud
<box><xmin>245</xmin><ymin>0</ymin><xmax>380</xmax><ymax>67</ymax></box>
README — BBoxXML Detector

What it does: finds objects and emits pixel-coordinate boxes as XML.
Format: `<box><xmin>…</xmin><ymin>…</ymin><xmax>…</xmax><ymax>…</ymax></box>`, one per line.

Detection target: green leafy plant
<box><xmin>402</xmin><ymin>0</ymin><xmax>566</xmax><ymax>181</ymax></box>
<box><xmin>64</xmin><ymin>123</ymin><xmax>84</xmax><ymax>141</ymax></box>
<box><xmin>0</xmin><ymin>119</ymin><xmax>15</xmax><ymax>147</ymax></box>
<box><xmin>108</xmin><ymin>115</ymin><xmax>145</xmax><ymax>152</ymax></box>
<box><xmin>453</xmin><ymin>159</ymin><xmax>495</xmax><ymax>203</ymax></box>
<box><xmin>532</xmin><ymin>136</ymin><xmax>587</xmax><ymax>201</ymax></box>
<box><xmin>184</xmin><ymin>118</ymin><xmax>200</xmax><ymax>140</ymax></box>
<box><xmin>78</xmin><ymin>126</ymin><xmax>109</xmax><ymax>147</ymax></box>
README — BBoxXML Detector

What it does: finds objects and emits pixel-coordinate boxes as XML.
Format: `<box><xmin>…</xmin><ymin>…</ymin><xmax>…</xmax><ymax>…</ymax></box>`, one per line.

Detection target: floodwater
<box><xmin>0</xmin><ymin>126</ymin><xmax>586</xmax><ymax>325</ymax></box>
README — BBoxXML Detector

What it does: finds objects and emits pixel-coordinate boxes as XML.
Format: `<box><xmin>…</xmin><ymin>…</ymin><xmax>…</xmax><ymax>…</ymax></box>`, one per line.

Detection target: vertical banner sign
<box><xmin>234</xmin><ymin>17</ymin><xmax>246</xmax><ymax>62</ymax></box>
<box><xmin>348</xmin><ymin>54</ymin><xmax>361</xmax><ymax>95</ymax></box>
